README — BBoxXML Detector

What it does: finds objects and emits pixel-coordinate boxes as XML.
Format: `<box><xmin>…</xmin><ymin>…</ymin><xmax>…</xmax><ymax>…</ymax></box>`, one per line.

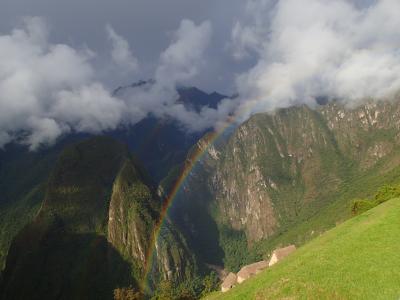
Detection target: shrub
<box><xmin>351</xmin><ymin>183</ymin><xmax>400</xmax><ymax>216</ymax></box>
<box><xmin>375</xmin><ymin>184</ymin><xmax>400</xmax><ymax>204</ymax></box>
<box><xmin>351</xmin><ymin>199</ymin><xmax>377</xmax><ymax>216</ymax></box>
<box><xmin>219</xmin><ymin>226</ymin><xmax>250</xmax><ymax>272</ymax></box>
<box><xmin>201</xmin><ymin>272</ymin><xmax>220</xmax><ymax>297</ymax></box>
<box><xmin>114</xmin><ymin>286</ymin><xmax>143</xmax><ymax>300</ymax></box>
<box><xmin>151</xmin><ymin>280</ymin><xmax>174</xmax><ymax>300</ymax></box>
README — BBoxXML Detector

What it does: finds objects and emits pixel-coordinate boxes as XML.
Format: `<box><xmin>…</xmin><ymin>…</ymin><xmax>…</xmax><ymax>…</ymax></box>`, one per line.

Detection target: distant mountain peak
<box><xmin>113</xmin><ymin>80</ymin><xmax>228</xmax><ymax>113</ymax></box>
<box><xmin>112</xmin><ymin>79</ymin><xmax>155</xmax><ymax>96</ymax></box>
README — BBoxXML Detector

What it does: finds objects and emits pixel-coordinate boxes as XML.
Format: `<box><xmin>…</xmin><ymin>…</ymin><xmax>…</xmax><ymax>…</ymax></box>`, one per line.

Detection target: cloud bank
<box><xmin>1</xmin><ymin>1</ymin><xmax>400</xmax><ymax>149</ymax></box>
<box><xmin>106</xmin><ymin>24</ymin><xmax>139</xmax><ymax>73</ymax></box>
<box><xmin>230</xmin><ymin>0</ymin><xmax>400</xmax><ymax>121</ymax></box>
<box><xmin>0</xmin><ymin>17</ymin><xmax>213</xmax><ymax>149</ymax></box>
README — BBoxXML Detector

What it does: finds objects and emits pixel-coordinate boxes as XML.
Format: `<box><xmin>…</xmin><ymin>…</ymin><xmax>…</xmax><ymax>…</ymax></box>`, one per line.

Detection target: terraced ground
<box><xmin>205</xmin><ymin>198</ymin><xmax>400</xmax><ymax>300</ymax></box>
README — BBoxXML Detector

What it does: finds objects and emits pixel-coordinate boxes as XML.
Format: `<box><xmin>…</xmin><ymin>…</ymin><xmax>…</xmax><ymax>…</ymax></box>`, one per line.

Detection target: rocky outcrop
<box><xmin>173</xmin><ymin>99</ymin><xmax>400</xmax><ymax>266</ymax></box>
<box><xmin>107</xmin><ymin>160</ymin><xmax>156</xmax><ymax>278</ymax></box>
<box><xmin>107</xmin><ymin>158</ymin><xmax>198</xmax><ymax>287</ymax></box>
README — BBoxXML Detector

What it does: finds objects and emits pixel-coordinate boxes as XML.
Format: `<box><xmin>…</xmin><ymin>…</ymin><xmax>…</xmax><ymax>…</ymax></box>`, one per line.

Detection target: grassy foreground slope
<box><xmin>205</xmin><ymin>198</ymin><xmax>400</xmax><ymax>300</ymax></box>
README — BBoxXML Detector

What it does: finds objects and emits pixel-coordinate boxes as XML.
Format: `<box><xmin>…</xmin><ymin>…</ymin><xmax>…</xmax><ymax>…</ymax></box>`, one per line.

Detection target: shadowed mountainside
<box><xmin>0</xmin><ymin>84</ymin><xmax>225</xmax><ymax>271</ymax></box>
<box><xmin>0</xmin><ymin>137</ymin><xmax>198</xmax><ymax>299</ymax></box>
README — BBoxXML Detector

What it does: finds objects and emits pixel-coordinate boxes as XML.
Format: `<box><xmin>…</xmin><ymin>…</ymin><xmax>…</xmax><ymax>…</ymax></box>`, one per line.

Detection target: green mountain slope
<box><xmin>0</xmin><ymin>136</ymin><xmax>99</xmax><ymax>270</ymax></box>
<box><xmin>0</xmin><ymin>137</ymin><xmax>199</xmax><ymax>299</ymax></box>
<box><xmin>108</xmin><ymin>158</ymin><xmax>199</xmax><ymax>290</ymax></box>
<box><xmin>0</xmin><ymin>145</ymin><xmax>61</xmax><ymax>269</ymax></box>
<box><xmin>0</xmin><ymin>84</ymin><xmax>226</xmax><ymax>271</ymax></box>
<box><xmin>170</xmin><ymin>100</ymin><xmax>400</xmax><ymax>271</ymax></box>
<box><xmin>0</xmin><ymin>137</ymin><xmax>133</xmax><ymax>300</ymax></box>
<box><xmin>205</xmin><ymin>198</ymin><xmax>400</xmax><ymax>300</ymax></box>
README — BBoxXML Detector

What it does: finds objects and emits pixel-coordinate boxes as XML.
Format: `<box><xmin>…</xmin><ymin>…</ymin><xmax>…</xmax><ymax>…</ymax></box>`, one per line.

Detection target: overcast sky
<box><xmin>0</xmin><ymin>0</ymin><xmax>248</xmax><ymax>93</ymax></box>
<box><xmin>1</xmin><ymin>0</ymin><xmax>400</xmax><ymax>149</ymax></box>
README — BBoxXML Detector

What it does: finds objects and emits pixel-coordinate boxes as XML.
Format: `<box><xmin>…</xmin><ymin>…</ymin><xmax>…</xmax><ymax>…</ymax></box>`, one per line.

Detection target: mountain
<box><xmin>3</xmin><ymin>84</ymin><xmax>400</xmax><ymax>298</ymax></box>
<box><xmin>0</xmin><ymin>137</ymin><xmax>198</xmax><ymax>299</ymax></box>
<box><xmin>205</xmin><ymin>197</ymin><xmax>400</xmax><ymax>299</ymax></box>
<box><xmin>168</xmin><ymin>99</ymin><xmax>400</xmax><ymax>272</ymax></box>
<box><xmin>0</xmin><ymin>84</ymin><xmax>226</xmax><ymax>271</ymax></box>
<box><xmin>112</xmin><ymin>82</ymin><xmax>228</xmax><ymax>182</ymax></box>
<box><xmin>0</xmin><ymin>135</ymin><xmax>86</xmax><ymax>270</ymax></box>
<box><xmin>107</xmin><ymin>155</ymin><xmax>198</xmax><ymax>288</ymax></box>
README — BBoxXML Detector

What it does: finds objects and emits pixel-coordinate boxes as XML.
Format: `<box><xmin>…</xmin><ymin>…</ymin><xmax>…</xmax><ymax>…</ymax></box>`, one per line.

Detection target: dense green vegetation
<box><xmin>352</xmin><ymin>183</ymin><xmax>400</xmax><ymax>215</ymax></box>
<box><xmin>218</xmin><ymin>226</ymin><xmax>252</xmax><ymax>273</ymax></box>
<box><xmin>248</xmin><ymin>148</ymin><xmax>400</xmax><ymax>263</ymax></box>
<box><xmin>166</xmin><ymin>103</ymin><xmax>400</xmax><ymax>280</ymax></box>
<box><xmin>0</xmin><ymin>184</ymin><xmax>45</xmax><ymax>269</ymax></box>
<box><xmin>0</xmin><ymin>145</ymin><xmax>59</xmax><ymax>269</ymax></box>
<box><xmin>4</xmin><ymin>101</ymin><xmax>400</xmax><ymax>299</ymax></box>
<box><xmin>0</xmin><ymin>137</ymin><xmax>208</xmax><ymax>300</ymax></box>
<box><xmin>206</xmin><ymin>198</ymin><xmax>400</xmax><ymax>300</ymax></box>
<box><xmin>150</xmin><ymin>272</ymin><xmax>219</xmax><ymax>300</ymax></box>
<box><xmin>0</xmin><ymin>137</ymin><xmax>134</xmax><ymax>300</ymax></box>
<box><xmin>213</xmin><ymin>162</ymin><xmax>400</xmax><ymax>276</ymax></box>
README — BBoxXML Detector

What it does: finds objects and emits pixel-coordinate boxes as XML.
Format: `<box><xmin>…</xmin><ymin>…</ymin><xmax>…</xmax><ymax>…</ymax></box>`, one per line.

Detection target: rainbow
<box><xmin>140</xmin><ymin>117</ymin><xmax>235</xmax><ymax>292</ymax></box>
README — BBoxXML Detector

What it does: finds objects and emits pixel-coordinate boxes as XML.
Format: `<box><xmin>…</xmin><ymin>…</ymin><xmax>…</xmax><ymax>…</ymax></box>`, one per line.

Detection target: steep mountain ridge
<box><xmin>170</xmin><ymin>98</ymin><xmax>400</xmax><ymax>270</ymax></box>
<box><xmin>107</xmin><ymin>158</ymin><xmax>198</xmax><ymax>287</ymax></box>
<box><xmin>0</xmin><ymin>137</ymin><xmax>198</xmax><ymax>299</ymax></box>
<box><xmin>0</xmin><ymin>84</ymin><xmax>224</xmax><ymax>270</ymax></box>
<box><xmin>3</xmin><ymin>91</ymin><xmax>400</xmax><ymax>297</ymax></box>
<box><xmin>0</xmin><ymin>138</ymin><xmax>81</xmax><ymax>270</ymax></box>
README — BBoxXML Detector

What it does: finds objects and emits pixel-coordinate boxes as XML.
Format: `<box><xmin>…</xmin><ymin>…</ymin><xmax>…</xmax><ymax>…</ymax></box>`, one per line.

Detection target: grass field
<box><xmin>205</xmin><ymin>198</ymin><xmax>400</xmax><ymax>300</ymax></box>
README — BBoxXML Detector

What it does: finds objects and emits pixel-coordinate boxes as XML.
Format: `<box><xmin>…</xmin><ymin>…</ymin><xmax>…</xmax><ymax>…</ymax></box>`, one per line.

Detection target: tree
<box><xmin>151</xmin><ymin>280</ymin><xmax>174</xmax><ymax>300</ymax></box>
<box><xmin>114</xmin><ymin>286</ymin><xmax>143</xmax><ymax>300</ymax></box>
<box><xmin>201</xmin><ymin>272</ymin><xmax>220</xmax><ymax>296</ymax></box>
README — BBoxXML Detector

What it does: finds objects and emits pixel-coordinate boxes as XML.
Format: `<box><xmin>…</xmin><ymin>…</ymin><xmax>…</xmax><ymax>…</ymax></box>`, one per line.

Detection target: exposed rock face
<box><xmin>178</xmin><ymin>106</ymin><xmax>345</xmax><ymax>244</ymax></box>
<box><xmin>108</xmin><ymin>160</ymin><xmax>197</xmax><ymax>286</ymax></box>
<box><xmin>173</xmin><ymin>99</ymin><xmax>400</xmax><ymax>260</ymax></box>
<box><xmin>108</xmin><ymin>160</ymin><xmax>156</xmax><ymax>277</ymax></box>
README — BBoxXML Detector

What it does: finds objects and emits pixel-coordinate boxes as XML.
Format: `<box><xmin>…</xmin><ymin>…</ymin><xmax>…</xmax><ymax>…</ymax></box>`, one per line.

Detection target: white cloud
<box><xmin>106</xmin><ymin>24</ymin><xmax>139</xmax><ymax>73</ymax></box>
<box><xmin>4</xmin><ymin>1</ymin><xmax>399</xmax><ymax>150</ymax></box>
<box><xmin>118</xmin><ymin>19</ymin><xmax>215</xmax><ymax>132</ymax></box>
<box><xmin>52</xmin><ymin>83</ymin><xmax>126</xmax><ymax>133</ymax></box>
<box><xmin>229</xmin><ymin>0</ymin><xmax>400</xmax><ymax>121</ymax></box>
<box><xmin>156</xmin><ymin>19</ymin><xmax>212</xmax><ymax>86</ymax></box>
<box><xmin>0</xmin><ymin>17</ymin><xmax>216</xmax><ymax>149</ymax></box>
<box><xmin>23</xmin><ymin>117</ymin><xmax>65</xmax><ymax>150</ymax></box>
<box><xmin>0</xmin><ymin>17</ymin><xmax>97</xmax><ymax>149</ymax></box>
